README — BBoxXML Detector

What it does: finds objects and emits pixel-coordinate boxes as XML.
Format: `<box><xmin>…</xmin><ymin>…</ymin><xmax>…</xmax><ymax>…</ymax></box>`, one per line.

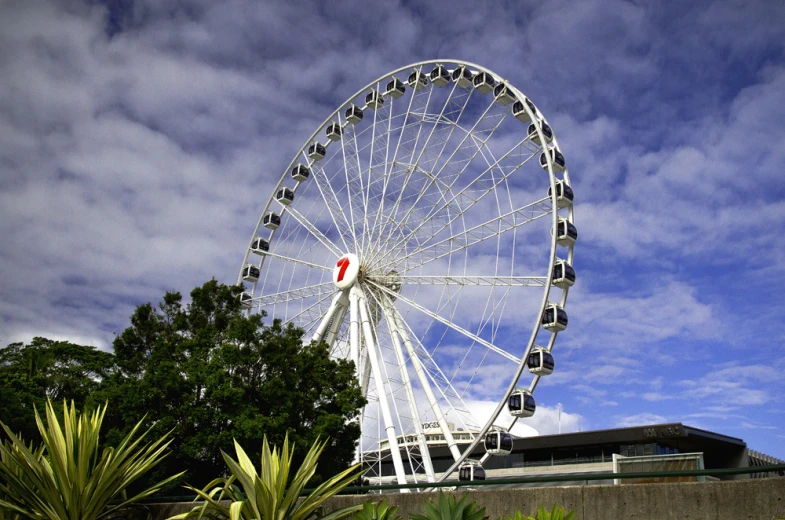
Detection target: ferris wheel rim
<box><xmin>239</xmin><ymin>59</ymin><xmax>576</xmax><ymax>484</ymax></box>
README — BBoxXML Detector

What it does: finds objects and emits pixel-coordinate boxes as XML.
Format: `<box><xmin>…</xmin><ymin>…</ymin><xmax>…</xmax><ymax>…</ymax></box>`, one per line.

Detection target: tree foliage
<box><xmin>0</xmin><ymin>337</ymin><xmax>114</xmax><ymax>440</ymax></box>
<box><xmin>90</xmin><ymin>279</ymin><xmax>365</xmax><ymax>490</ymax></box>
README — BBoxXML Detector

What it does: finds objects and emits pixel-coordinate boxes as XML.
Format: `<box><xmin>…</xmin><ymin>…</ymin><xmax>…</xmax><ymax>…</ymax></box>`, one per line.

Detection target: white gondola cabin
<box><xmin>485</xmin><ymin>429</ymin><xmax>513</xmax><ymax>456</ymax></box>
<box><xmin>240</xmin><ymin>292</ymin><xmax>253</xmax><ymax>309</ymax></box>
<box><xmin>385</xmin><ymin>78</ymin><xmax>406</xmax><ymax>98</ymax></box>
<box><xmin>345</xmin><ymin>104</ymin><xmax>364</xmax><ymax>124</ymax></box>
<box><xmin>493</xmin><ymin>83</ymin><xmax>516</xmax><ymax>105</ymax></box>
<box><xmin>458</xmin><ymin>460</ymin><xmax>486</xmax><ymax>481</ymax></box>
<box><xmin>429</xmin><ymin>65</ymin><xmax>450</xmax><ymax>87</ymax></box>
<box><xmin>509</xmin><ymin>389</ymin><xmax>536</xmax><ymax>418</ymax></box>
<box><xmin>250</xmin><ymin>237</ymin><xmax>269</xmax><ymax>255</ymax></box>
<box><xmin>554</xmin><ymin>218</ymin><xmax>578</xmax><ymax>246</ymax></box>
<box><xmin>365</xmin><ymin>89</ymin><xmax>384</xmax><ymax>109</ymax></box>
<box><xmin>263</xmin><ymin>211</ymin><xmax>281</xmax><ymax>230</ymax></box>
<box><xmin>542</xmin><ymin>303</ymin><xmax>568</xmax><ymax>332</ymax></box>
<box><xmin>513</xmin><ymin>97</ymin><xmax>538</xmax><ymax>123</ymax></box>
<box><xmin>326</xmin><ymin>122</ymin><xmax>342</xmax><ymax>141</ymax></box>
<box><xmin>527</xmin><ymin>348</ymin><xmax>555</xmax><ymax>376</ymax></box>
<box><xmin>452</xmin><ymin>65</ymin><xmax>474</xmax><ymax>88</ymax></box>
<box><xmin>473</xmin><ymin>71</ymin><xmax>496</xmax><ymax>94</ymax></box>
<box><xmin>308</xmin><ymin>142</ymin><xmax>326</xmax><ymax>161</ymax></box>
<box><xmin>276</xmin><ymin>187</ymin><xmax>294</xmax><ymax>206</ymax></box>
<box><xmin>547</xmin><ymin>180</ymin><xmax>573</xmax><ymax>208</ymax></box>
<box><xmin>242</xmin><ymin>264</ymin><xmax>260</xmax><ymax>283</ymax></box>
<box><xmin>552</xmin><ymin>259</ymin><xmax>576</xmax><ymax>289</ymax></box>
<box><xmin>292</xmin><ymin>164</ymin><xmax>310</xmax><ymax>182</ymax></box>
<box><xmin>528</xmin><ymin>121</ymin><xmax>554</xmax><ymax>145</ymax></box>
<box><xmin>407</xmin><ymin>70</ymin><xmax>428</xmax><ymax>91</ymax></box>
<box><xmin>540</xmin><ymin>148</ymin><xmax>566</xmax><ymax>173</ymax></box>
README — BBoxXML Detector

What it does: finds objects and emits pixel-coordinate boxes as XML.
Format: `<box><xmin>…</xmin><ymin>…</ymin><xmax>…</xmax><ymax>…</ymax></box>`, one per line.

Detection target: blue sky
<box><xmin>1</xmin><ymin>0</ymin><xmax>784</xmax><ymax>459</ymax></box>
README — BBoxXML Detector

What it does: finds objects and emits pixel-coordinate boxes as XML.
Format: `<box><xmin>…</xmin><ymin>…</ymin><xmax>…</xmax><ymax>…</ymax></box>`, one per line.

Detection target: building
<box><xmin>366</xmin><ymin>422</ymin><xmax>785</xmax><ymax>486</ymax></box>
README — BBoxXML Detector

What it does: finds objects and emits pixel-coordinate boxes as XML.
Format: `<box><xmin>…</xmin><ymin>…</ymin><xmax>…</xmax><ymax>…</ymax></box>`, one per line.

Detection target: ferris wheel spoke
<box><xmin>371</xmin><ymin>132</ymin><xmax>539</xmax><ymax>271</ymax></box>
<box><xmin>278</xmin><ymin>290</ymin><xmax>335</xmax><ymax>331</ymax></box>
<box><xmin>253</xmin><ymin>282</ymin><xmax>335</xmax><ymax>306</ymax></box>
<box><xmin>371</xmin><ymin>275</ymin><xmax>547</xmax><ymax>287</ymax></box>
<box><xmin>284</xmin><ymin>206</ymin><xmax>344</xmax><ymax>258</ymax></box>
<box><xmin>379</xmin><ymin>98</ymin><xmax>510</xmax><ymax>257</ymax></box>
<box><xmin>308</xmin><ymin>157</ymin><xmax>355</xmax><ymax>253</ymax></box>
<box><xmin>388</xmin><ymin>197</ymin><xmax>552</xmax><ymax>274</ymax></box>
<box><xmin>391</xmin><ymin>304</ymin><xmax>480</xmax><ymax>433</ymax></box>
<box><xmin>367</xmin><ymin>280</ymin><xmax>520</xmax><ymax>364</ymax></box>
<box><xmin>263</xmin><ymin>251</ymin><xmax>331</xmax><ymax>272</ymax></box>
<box><xmin>366</xmin><ymin>68</ymin><xmax>438</xmax><ymax>259</ymax></box>
<box><xmin>337</xmin><ymin>116</ymin><xmax>367</xmax><ymax>252</ymax></box>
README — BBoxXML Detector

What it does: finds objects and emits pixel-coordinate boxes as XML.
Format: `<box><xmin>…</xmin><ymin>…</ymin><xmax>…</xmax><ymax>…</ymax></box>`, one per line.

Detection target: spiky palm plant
<box><xmin>503</xmin><ymin>505</ymin><xmax>576</xmax><ymax>520</ymax></box>
<box><xmin>410</xmin><ymin>491</ymin><xmax>486</xmax><ymax>520</ymax></box>
<box><xmin>351</xmin><ymin>500</ymin><xmax>401</xmax><ymax>520</ymax></box>
<box><xmin>170</xmin><ymin>434</ymin><xmax>363</xmax><ymax>520</ymax></box>
<box><xmin>0</xmin><ymin>400</ymin><xmax>182</xmax><ymax>520</ymax></box>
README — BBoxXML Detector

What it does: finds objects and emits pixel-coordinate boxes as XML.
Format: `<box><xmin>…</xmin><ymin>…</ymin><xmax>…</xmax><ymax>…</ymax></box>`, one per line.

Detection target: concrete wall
<box><xmin>147</xmin><ymin>477</ymin><xmax>785</xmax><ymax>520</ymax></box>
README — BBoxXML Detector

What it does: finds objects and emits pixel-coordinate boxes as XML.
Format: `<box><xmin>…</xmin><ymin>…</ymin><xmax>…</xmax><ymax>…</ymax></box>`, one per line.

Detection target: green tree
<box><xmin>91</xmin><ymin>280</ymin><xmax>365</xmax><ymax>490</ymax></box>
<box><xmin>0</xmin><ymin>338</ymin><xmax>114</xmax><ymax>440</ymax></box>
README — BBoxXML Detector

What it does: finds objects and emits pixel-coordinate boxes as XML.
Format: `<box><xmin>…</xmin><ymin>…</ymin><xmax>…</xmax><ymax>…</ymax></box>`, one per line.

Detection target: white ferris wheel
<box><xmin>238</xmin><ymin>60</ymin><xmax>576</xmax><ymax>486</ymax></box>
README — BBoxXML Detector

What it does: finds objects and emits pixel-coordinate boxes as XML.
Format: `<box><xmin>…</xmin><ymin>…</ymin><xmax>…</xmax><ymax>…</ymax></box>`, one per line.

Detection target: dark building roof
<box><xmin>513</xmin><ymin>422</ymin><xmax>746</xmax><ymax>451</ymax></box>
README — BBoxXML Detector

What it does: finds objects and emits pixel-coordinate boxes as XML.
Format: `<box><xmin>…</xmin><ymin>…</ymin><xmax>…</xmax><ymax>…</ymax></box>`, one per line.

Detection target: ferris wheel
<box><xmin>238</xmin><ymin>60</ymin><xmax>576</xmax><ymax>486</ymax></box>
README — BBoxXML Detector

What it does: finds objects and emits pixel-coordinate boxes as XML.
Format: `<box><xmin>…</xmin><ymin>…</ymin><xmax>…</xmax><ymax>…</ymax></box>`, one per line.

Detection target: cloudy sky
<box><xmin>1</xmin><ymin>0</ymin><xmax>784</xmax><ymax>459</ymax></box>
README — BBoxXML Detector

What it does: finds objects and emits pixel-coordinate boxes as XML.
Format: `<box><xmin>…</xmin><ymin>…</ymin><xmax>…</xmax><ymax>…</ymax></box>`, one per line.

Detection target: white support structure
<box><xmin>355</xmin><ymin>285</ymin><xmax>409</xmax><ymax>488</ymax></box>
<box><xmin>324</xmin><ymin>291</ymin><xmax>349</xmax><ymax>347</ymax></box>
<box><xmin>390</xmin><ymin>303</ymin><xmax>462</xmax><ymax>462</ymax></box>
<box><xmin>312</xmin><ymin>291</ymin><xmax>345</xmax><ymax>344</ymax></box>
<box><xmin>380</xmin><ymin>295</ymin><xmax>436</xmax><ymax>482</ymax></box>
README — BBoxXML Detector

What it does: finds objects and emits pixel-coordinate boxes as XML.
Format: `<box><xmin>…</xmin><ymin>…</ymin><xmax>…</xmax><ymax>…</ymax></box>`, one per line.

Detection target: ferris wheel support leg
<box><xmin>349</xmin><ymin>286</ymin><xmax>363</xmax><ymax>372</ymax></box>
<box><xmin>355</xmin><ymin>285</ymin><xmax>409</xmax><ymax>489</ymax></box>
<box><xmin>324</xmin><ymin>292</ymin><xmax>350</xmax><ymax>347</ymax></box>
<box><xmin>312</xmin><ymin>291</ymin><xmax>346</xmax><ymax>345</ymax></box>
<box><xmin>391</xmin><ymin>305</ymin><xmax>462</xmax><ymax>462</ymax></box>
<box><xmin>380</xmin><ymin>295</ymin><xmax>436</xmax><ymax>483</ymax></box>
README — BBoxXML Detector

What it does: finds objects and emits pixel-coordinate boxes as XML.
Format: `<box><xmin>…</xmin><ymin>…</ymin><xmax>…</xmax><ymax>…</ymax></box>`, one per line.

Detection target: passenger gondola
<box><xmin>527</xmin><ymin>348</ymin><xmax>555</xmax><ymax>376</ymax></box>
<box><xmin>493</xmin><ymin>83</ymin><xmax>516</xmax><ymax>105</ymax></box>
<box><xmin>240</xmin><ymin>292</ymin><xmax>253</xmax><ymax>308</ymax></box>
<box><xmin>407</xmin><ymin>70</ymin><xmax>428</xmax><ymax>91</ymax></box>
<box><xmin>554</xmin><ymin>218</ymin><xmax>578</xmax><ymax>247</ymax></box>
<box><xmin>547</xmin><ymin>180</ymin><xmax>573</xmax><ymax>208</ymax></box>
<box><xmin>528</xmin><ymin>121</ymin><xmax>554</xmax><ymax>145</ymax></box>
<box><xmin>552</xmin><ymin>259</ymin><xmax>576</xmax><ymax>289</ymax></box>
<box><xmin>263</xmin><ymin>211</ymin><xmax>281</xmax><ymax>230</ymax></box>
<box><xmin>513</xmin><ymin>97</ymin><xmax>538</xmax><ymax>123</ymax></box>
<box><xmin>540</xmin><ymin>148</ymin><xmax>566</xmax><ymax>173</ymax></box>
<box><xmin>242</xmin><ymin>264</ymin><xmax>260</xmax><ymax>282</ymax></box>
<box><xmin>250</xmin><ymin>237</ymin><xmax>269</xmax><ymax>255</ymax></box>
<box><xmin>276</xmin><ymin>187</ymin><xmax>294</xmax><ymax>206</ymax></box>
<box><xmin>308</xmin><ymin>142</ymin><xmax>326</xmax><ymax>161</ymax></box>
<box><xmin>542</xmin><ymin>303</ymin><xmax>568</xmax><ymax>332</ymax></box>
<box><xmin>291</xmin><ymin>164</ymin><xmax>310</xmax><ymax>182</ymax></box>
<box><xmin>473</xmin><ymin>71</ymin><xmax>496</xmax><ymax>94</ymax></box>
<box><xmin>508</xmin><ymin>388</ymin><xmax>536</xmax><ymax>418</ymax></box>
<box><xmin>345</xmin><ymin>104</ymin><xmax>364</xmax><ymax>124</ymax></box>
<box><xmin>429</xmin><ymin>64</ymin><xmax>450</xmax><ymax>87</ymax></box>
<box><xmin>484</xmin><ymin>428</ymin><xmax>513</xmax><ymax>456</ymax></box>
<box><xmin>365</xmin><ymin>89</ymin><xmax>384</xmax><ymax>109</ymax></box>
<box><xmin>458</xmin><ymin>460</ymin><xmax>486</xmax><ymax>481</ymax></box>
<box><xmin>326</xmin><ymin>122</ymin><xmax>342</xmax><ymax>141</ymax></box>
<box><xmin>385</xmin><ymin>78</ymin><xmax>406</xmax><ymax>98</ymax></box>
<box><xmin>451</xmin><ymin>65</ymin><xmax>474</xmax><ymax>88</ymax></box>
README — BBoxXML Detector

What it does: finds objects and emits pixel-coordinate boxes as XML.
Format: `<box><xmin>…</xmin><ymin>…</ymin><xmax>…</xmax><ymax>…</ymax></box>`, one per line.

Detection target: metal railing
<box><xmin>140</xmin><ymin>464</ymin><xmax>785</xmax><ymax>503</ymax></box>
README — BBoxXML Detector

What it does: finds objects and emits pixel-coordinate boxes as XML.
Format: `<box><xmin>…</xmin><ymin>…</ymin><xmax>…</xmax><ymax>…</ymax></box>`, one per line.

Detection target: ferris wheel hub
<box><xmin>333</xmin><ymin>253</ymin><xmax>360</xmax><ymax>289</ymax></box>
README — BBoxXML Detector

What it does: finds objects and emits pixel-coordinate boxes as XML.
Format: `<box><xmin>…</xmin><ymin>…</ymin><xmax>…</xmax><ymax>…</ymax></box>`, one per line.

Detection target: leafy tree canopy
<box><xmin>0</xmin><ymin>337</ymin><xmax>114</xmax><ymax>440</ymax></box>
<box><xmin>89</xmin><ymin>279</ymin><xmax>365</xmax><ymax>490</ymax></box>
